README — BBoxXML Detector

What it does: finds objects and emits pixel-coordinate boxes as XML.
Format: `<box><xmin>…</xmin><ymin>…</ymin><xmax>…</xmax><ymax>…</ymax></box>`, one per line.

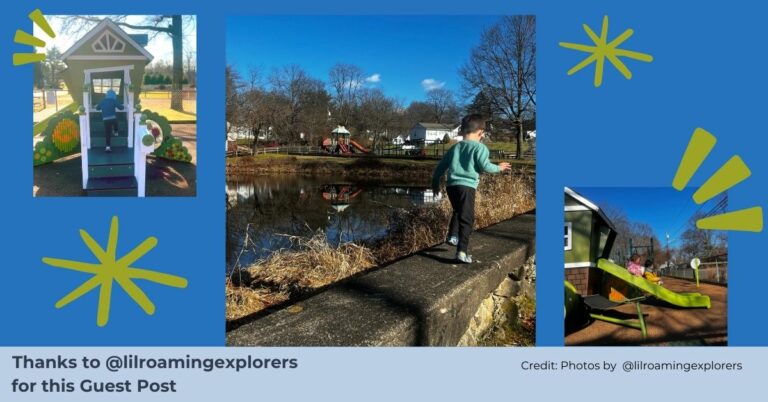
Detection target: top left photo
<box><xmin>32</xmin><ymin>15</ymin><xmax>197</xmax><ymax>197</ymax></box>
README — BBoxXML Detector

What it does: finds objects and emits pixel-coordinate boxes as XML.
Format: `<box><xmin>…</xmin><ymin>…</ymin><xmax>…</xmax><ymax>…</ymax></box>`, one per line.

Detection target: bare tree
<box><xmin>328</xmin><ymin>63</ymin><xmax>365</xmax><ymax>127</ymax></box>
<box><xmin>461</xmin><ymin>16</ymin><xmax>536</xmax><ymax>158</ymax></box>
<box><xmin>57</xmin><ymin>15</ymin><xmax>196</xmax><ymax>111</ymax></box>
<box><xmin>270</xmin><ymin>65</ymin><xmax>316</xmax><ymax>143</ymax></box>
<box><xmin>357</xmin><ymin>88</ymin><xmax>398</xmax><ymax>150</ymax></box>
<box><xmin>184</xmin><ymin>45</ymin><xmax>196</xmax><ymax>87</ymax></box>
<box><xmin>425</xmin><ymin>88</ymin><xmax>459</xmax><ymax>124</ymax></box>
<box><xmin>296</xmin><ymin>80</ymin><xmax>332</xmax><ymax>145</ymax></box>
<box><xmin>225</xmin><ymin>65</ymin><xmax>243</xmax><ymax>139</ymax></box>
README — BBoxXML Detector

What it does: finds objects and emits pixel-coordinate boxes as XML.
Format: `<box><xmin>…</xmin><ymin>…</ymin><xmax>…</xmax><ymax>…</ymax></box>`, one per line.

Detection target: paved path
<box><xmin>566</xmin><ymin>278</ymin><xmax>727</xmax><ymax>346</ymax></box>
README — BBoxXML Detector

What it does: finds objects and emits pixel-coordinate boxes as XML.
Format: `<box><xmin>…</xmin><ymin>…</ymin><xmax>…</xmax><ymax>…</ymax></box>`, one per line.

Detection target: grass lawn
<box><xmin>230</xmin><ymin>153</ymin><xmax>535</xmax><ymax>169</ymax></box>
<box><xmin>33</xmin><ymin>103</ymin><xmax>79</xmax><ymax>136</ymax></box>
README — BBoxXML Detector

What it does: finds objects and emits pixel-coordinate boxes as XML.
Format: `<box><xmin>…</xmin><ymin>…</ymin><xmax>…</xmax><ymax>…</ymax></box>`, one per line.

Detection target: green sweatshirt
<box><xmin>431</xmin><ymin>140</ymin><xmax>501</xmax><ymax>190</ymax></box>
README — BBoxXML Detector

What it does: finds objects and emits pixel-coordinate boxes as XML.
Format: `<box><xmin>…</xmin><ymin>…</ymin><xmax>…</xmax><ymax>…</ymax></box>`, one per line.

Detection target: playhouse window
<box><xmin>564</xmin><ymin>222</ymin><xmax>572</xmax><ymax>250</ymax></box>
<box><xmin>92</xmin><ymin>78</ymin><xmax>122</xmax><ymax>94</ymax></box>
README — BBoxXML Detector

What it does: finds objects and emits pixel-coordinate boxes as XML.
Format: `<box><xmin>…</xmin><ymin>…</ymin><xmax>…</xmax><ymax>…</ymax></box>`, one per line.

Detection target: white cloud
<box><xmin>365</xmin><ymin>73</ymin><xmax>381</xmax><ymax>83</ymax></box>
<box><xmin>421</xmin><ymin>78</ymin><xmax>446</xmax><ymax>91</ymax></box>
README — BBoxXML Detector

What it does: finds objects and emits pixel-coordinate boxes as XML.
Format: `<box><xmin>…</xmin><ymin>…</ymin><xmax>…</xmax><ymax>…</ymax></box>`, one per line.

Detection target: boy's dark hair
<box><xmin>460</xmin><ymin>114</ymin><xmax>487</xmax><ymax>135</ymax></box>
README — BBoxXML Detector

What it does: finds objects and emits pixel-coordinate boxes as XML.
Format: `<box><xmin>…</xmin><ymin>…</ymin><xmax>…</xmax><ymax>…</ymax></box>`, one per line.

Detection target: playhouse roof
<box><xmin>564</xmin><ymin>187</ymin><xmax>616</xmax><ymax>232</ymax></box>
<box><xmin>61</xmin><ymin>18</ymin><xmax>154</xmax><ymax>62</ymax></box>
<box><xmin>332</xmin><ymin>126</ymin><xmax>351</xmax><ymax>134</ymax></box>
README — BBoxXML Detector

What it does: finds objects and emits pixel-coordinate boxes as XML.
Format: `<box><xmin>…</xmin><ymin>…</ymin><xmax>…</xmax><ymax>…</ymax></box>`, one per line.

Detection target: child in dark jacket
<box><xmin>94</xmin><ymin>89</ymin><xmax>124</xmax><ymax>152</ymax></box>
<box><xmin>431</xmin><ymin>114</ymin><xmax>511</xmax><ymax>263</ymax></box>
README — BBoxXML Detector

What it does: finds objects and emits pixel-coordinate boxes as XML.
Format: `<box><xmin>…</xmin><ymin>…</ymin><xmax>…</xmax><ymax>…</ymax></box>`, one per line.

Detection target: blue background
<box><xmin>1</xmin><ymin>0</ymin><xmax>766</xmax><ymax>346</ymax></box>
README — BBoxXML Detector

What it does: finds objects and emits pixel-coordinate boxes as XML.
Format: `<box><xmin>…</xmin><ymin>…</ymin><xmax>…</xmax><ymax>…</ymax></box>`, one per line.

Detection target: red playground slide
<box><xmin>348</xmin><ymin>139</ymin><xmax>370</xmax><ymax>153</ymax></box>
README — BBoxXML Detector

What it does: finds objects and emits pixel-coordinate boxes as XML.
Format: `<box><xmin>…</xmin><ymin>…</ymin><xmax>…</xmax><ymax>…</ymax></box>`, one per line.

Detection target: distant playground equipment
<box><xmin>322</xmin><ymin>126</ymin><xmax>370</xmax><ymax>154</ymax></box>
<box><xmin>563</xmin><ymin>187</ymin><xmax>711</xmax><ymax>339</ymax></box>
<box><xmin>690</xmin><ymin>257</ymin><xmax>701</xmax><ymax>287</ymax></box>
<box><xmin>32</xmin><ymin>18</ymin><xmax>191</xmax><ymax>196</ymax></box>
<box><xmin>321</xmin><ymin>184</ymin><xmax>363</xmax><ymax>213</ymax></box>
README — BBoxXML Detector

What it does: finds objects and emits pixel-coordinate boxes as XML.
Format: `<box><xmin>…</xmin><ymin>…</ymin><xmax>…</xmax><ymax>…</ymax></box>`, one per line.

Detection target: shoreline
<box><xmin>226</xmin><ymin>153</ymin><xmax>535</xmax><ymax>178</ymax></box>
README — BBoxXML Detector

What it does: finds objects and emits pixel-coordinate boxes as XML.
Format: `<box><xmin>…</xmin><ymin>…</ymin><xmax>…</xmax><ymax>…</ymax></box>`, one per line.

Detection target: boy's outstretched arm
<box><xmin>476</xmin><ymin>146</ymin><xmax>504</xmax><ymax>173</ymax></box>
<box><xmin>431</xmin><ymin>153</ymin><xmax>450</xmax><ymax>192</ymax></box>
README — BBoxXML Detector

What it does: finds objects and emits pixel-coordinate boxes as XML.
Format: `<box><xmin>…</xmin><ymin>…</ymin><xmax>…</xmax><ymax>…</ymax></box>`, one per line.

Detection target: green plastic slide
<box><xmin>596</xmin><ymin>259</ymin><xmax>711</xmax><ymax>309</ymax></box>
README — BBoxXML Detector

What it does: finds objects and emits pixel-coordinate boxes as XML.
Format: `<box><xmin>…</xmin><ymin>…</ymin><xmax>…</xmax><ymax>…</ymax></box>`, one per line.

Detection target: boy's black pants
<box><xmin>103</xmin><ymin>119</ymin><xmax>117</xmax><ymax>147</ymax></box>
<box><xmin>447</xmin><ymin>185</ymin><xmax>476</xmax><ymax>253</ymax></box>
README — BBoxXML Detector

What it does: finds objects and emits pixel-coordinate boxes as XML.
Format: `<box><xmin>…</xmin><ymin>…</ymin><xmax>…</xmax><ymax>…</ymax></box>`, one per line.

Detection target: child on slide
<box><xmin>642</xmin><ymin>259</ymin><xmax>663</xmax><ymax>285</ymax></box>
<box><xmin>627</xmin><ymin>254</ymin><xmax>645</xmax><ymax>277</ymax></box>
<box><xmin>431</xmin><ymin>114</ymin><xmax>511</xmax><ymax>263</ymax></box>
<box><xmin>94</xmin><ymin>89</ymin><xmax>124</xmax><ymax>153</ymax></box>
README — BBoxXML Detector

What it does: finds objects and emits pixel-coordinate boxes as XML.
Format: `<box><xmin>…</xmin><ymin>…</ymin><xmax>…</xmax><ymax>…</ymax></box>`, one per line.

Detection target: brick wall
<box><xmin>565</xmin><ymin>267</ymin><xmax>602</xmax><ymax>295</ymax></box>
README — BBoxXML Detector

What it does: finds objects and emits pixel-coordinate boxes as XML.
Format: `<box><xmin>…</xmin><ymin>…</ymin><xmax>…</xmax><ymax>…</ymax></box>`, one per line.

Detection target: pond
<box><xmin>226</xmin><ymin>175</ymin><xmax>440</xmax><ymax>270</ymax></box>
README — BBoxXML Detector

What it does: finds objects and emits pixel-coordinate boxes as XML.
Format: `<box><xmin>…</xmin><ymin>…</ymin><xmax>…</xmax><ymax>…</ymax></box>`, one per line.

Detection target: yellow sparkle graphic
<box><xmin>42</xmin><ymin>216</ymin><xmax>188</xmax><ymax>327</ymax></box>
<box><xmin>559</xmin><ymin>15</ymin><xmax>653</xmax><ymax>87</ymax></box>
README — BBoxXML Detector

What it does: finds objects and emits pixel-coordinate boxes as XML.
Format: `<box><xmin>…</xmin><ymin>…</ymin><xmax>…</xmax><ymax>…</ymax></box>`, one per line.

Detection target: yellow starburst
<box><xmin>559</xmin><ymin>15</ymin><xmax>653</xmax><ymax>87</ymax></box>
<box><xmin>42</xmin><ymin>216</ymin><xmax>188</xmax><ymax>327</ymax></box>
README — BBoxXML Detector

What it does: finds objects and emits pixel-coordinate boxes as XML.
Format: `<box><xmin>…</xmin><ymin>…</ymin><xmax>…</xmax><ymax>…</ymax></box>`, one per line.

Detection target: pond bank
<box><xmin>226</xmin><ymin>172</ymin><xmax>536</xmax><ymax>322</ymax></box>
<box><xmin>226</xmin><ymin>153</ymin><xmax>534</xmax><ymax>178</ymax></box>
<box><xmin>227</xmin><ymin>214</ymin><xmax>536</xmax><ymax>346</ymax></box>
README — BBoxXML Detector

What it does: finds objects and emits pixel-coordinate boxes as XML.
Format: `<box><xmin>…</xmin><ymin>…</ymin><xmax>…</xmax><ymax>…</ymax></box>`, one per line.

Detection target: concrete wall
<box><xmin>227</xmin><ymin>214</ymin><xmax>535</xmax><ymax>346</ymax></box>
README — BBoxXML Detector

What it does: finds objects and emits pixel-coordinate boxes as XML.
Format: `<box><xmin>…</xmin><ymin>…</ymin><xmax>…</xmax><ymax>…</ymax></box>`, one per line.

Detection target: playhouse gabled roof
<box><xmin>61</xmin><ymin>18</ymin><xmax>154</xmax><ymax>62</ymax></box>
<box><xmin>332</xmin><ymin>126</ymin><xmax>351</xmax><ymax>134</ymax></box>
<box><xmin>564</xmin><ymin>187</ymin><xmax>617</xmax><ymax>232</ymax></box>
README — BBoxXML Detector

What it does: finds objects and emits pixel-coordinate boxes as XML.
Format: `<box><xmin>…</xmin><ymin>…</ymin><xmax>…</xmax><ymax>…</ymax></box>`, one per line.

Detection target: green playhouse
<box><xmin>33</xmin><ymin>18</ymin><xmax>191</xmax><ymax>196</ymax></box>
<box><xmin>564</xmin><ymin>187</ymin><xmax>710</xmax><ymax>338</ymax></box>
<box><xmin>564</xmin><ymin>186</ymin><xmax>617</xmax><ymax>295</ymax></box>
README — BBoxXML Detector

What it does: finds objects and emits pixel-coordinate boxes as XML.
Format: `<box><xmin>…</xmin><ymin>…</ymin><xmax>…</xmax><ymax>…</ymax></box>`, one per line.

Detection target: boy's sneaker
<box><xmin>105</xmin><ymin>146</ymin><xmax>111</xmax><ymax>153</ymax></box>
<box><xmin>114</xmin><ymin>130</ymin><xmax>119</xmax><ymax>137</ymax></box>
<box><xmin>446</xmin><ymin>235</ymin><xmax>458</xmax><ymax>246</ymax></box>
<box><xmin>456</xmin><ymin>251</ymin><xmax>473</xmax><ymax>264</ymax></box>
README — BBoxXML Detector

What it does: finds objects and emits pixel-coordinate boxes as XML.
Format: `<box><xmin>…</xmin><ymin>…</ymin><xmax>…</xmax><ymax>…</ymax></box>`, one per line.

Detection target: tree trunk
<box><xmin>170</xmin><ymin>15</ymin><xmax>184</xmax><ymax>112</ymax></box>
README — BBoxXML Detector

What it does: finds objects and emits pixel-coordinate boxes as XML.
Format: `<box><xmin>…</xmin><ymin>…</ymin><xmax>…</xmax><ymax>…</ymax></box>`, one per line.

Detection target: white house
<box><xmin>408</xmin><ymin>123</ymin><xmax>460</xmax><ymax>144</ymax></box>
<box><xmin>392</xmin><ymin>135</ymin><xmax>405</xmax><ymax>145</ymax></box>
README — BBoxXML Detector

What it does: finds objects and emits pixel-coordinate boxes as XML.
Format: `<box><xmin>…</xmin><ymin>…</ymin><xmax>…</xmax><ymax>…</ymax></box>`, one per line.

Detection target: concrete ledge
<box><xmin>227</xmin><ymin>213</ymin><xmax>535</xmax><ymax>346</ymax></box>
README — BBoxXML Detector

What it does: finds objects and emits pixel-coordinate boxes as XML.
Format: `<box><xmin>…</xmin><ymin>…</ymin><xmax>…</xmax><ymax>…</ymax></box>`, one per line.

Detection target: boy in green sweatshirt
<box><xmin>432</xmin><ymin>114</ymin><xmax>511</xmax><ymax>263</ymax></box>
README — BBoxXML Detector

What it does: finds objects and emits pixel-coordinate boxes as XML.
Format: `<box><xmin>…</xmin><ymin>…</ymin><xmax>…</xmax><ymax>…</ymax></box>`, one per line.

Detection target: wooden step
<box><xmin>85</xmin><ymin>176</ymin><xmax>137</xmax><ymax>197</ymax></box>
<box><xmin>87</xmin><ymin>146</ymin><xmax>133</xmax><ymax>166</ymax></box>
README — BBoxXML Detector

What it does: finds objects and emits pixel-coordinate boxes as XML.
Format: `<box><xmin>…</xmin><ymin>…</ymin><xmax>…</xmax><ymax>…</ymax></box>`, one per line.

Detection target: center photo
<box><xmin>225</xmin><ymin>16</ymin><xmax>537</xmax><ymax>346</ymax></box>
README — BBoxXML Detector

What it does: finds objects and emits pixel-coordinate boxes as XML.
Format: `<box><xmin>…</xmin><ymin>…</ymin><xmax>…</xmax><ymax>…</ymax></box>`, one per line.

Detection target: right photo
<box><xmin>564</xmin><ymin>187</ymin><xmax>727</xmax><ymax>346</ymax></box>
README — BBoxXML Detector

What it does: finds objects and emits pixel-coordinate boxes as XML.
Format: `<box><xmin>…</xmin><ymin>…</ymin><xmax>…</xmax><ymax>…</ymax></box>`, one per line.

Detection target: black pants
<box><xmin>447</xmin><ymin>185</ymin><xmax>476</xmax><ymax>253</ymax></box>
<box><xmin>103</xmin><ymin>119</ymin><xmax>117</xmax><ymax>147</ymax></box>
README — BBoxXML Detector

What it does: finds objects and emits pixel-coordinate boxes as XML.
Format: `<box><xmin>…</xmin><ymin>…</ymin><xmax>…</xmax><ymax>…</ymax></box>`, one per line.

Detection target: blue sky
<box><xmin>572</xmin><ymin>187</ymin><xmax>725</xmax><ymax>249</ymax></box>
<box><xmin>226</xmin><ymin>16</ymin><xmax>501</xmax><ymax>103</ymax></box>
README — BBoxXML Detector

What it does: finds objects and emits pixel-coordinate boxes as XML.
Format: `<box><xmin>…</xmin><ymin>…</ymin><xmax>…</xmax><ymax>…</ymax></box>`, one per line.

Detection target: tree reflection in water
<box><xmin>226</xmin><ymin>175</ymin><xmax>441</xmax><ymax>271</ymax></box>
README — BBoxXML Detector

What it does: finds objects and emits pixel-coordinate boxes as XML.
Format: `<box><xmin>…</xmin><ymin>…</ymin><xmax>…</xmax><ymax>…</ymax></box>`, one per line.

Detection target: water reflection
<box><xmin>226</xmin><ymin>175</ymin><xmax>440</xmax><ymax>270</ymax></box>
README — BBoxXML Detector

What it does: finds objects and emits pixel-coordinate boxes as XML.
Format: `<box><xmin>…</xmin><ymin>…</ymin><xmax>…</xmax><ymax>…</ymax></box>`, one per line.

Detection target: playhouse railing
<box><xmin>125</xmin><ymin>78</ymin><xmax>134</xmax><ymax>148</ymax></box>
<box><xmin>133</xmin><ymin>113</ymin><xmax>155</xmax><ymax>197</ymax></box>
<box><xmin>80</xmin><ymin>88</ymin><xmax>91</xmax><ymax>189</ymax></box>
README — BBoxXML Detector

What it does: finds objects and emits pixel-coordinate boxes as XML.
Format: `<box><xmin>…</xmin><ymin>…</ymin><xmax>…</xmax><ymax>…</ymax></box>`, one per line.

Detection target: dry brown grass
<box><xmin>226</xmin><ymin>232</ymin><xmax>375</xmax><ymax>321</ymax></box>
<box><xmin>372</xmin><ymin>170</ymin><xmax>536</xmax><ymax>263</ymax></box>
<box><xmin>225</xmin><ymin>170</ymin><xmax>535</xmax><ymax>322</ymax></box>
